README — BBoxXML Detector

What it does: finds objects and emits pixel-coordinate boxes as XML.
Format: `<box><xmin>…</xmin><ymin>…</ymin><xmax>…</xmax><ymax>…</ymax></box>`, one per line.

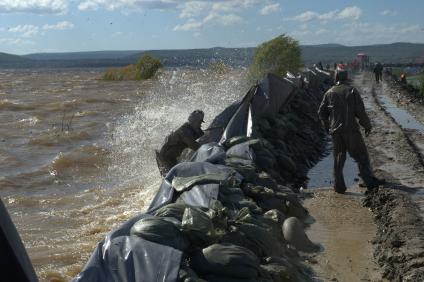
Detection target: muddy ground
<box><xmin>303</xmin><ymin>72</ymin><xmax>424</xmax><ymax>281</ymax></box>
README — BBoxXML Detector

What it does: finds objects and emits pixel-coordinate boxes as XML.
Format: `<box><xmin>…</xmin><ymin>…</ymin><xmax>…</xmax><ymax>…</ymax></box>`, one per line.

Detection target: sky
<box><xmin>0</xmin><ymin>0</ymin><xmax>423</xmax><ymax>54</ymax></box>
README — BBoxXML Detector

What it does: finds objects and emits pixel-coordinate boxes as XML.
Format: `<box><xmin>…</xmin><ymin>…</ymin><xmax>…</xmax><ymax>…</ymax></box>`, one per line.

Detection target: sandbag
<box><xmin>235</xmin><ymin>222</ymin><xmax>276</xmax><ymax>257</ymax></box>
<box><xmin>153</xmin><ymin>203</ymin><xmax>187</xmax><ymax>221</ymax></box>
<box><xmin>190</xmin><ymin>243</ymin><xmax>260</xmax><ymax>279</ymax></box>
<box><xmin>130</xmin><ymin>217</ymin><xmax>189</xmax><ymax>251</ymax></box>
<box><xmin>172</xmin><ymin>173</ymin><xmax>229</xmax><ymax>192</ymax></box>
<box><xmin>181</xmin><ymin>207</ymin><xmax>217</xmax><ymax>246</ymax></box>
<box><xmin>224</xmin><ymin>136</ymin><xmax>252</xmax><ymax>149</ymax></box>
<box><xmin>282</xmin><ymin>217</ymin><xmax>319</xmax><ymax>252</ymax></box>
<box><xmin>190</xmin><ymin>143</ymin><xmax>226</xmax><ymax>164</ymax></box>
<box><xmin>178</xmin><ymin>264</ymin><xmax>207</xmax><ymax>282</ymax></box>
<box><xmin>226</xmin><ymin>141</ymin><xmax>256</xmax><ymax>161</ymax></box>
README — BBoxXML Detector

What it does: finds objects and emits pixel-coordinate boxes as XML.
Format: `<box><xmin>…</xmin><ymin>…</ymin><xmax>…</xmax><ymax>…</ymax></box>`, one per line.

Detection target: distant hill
<box><xmin>0</xmin><ymin>52</ymin><xmax>30</xmax><ymax>63</ymax></box>
<box><xmin>123</xmin><ymin>47</ymin><xmax>256</xmax><ymax>68</ymax></box>
<box><xmin>1</xmin><ymin>42</ymin><xmax>423</xmax><ymax>69</ymax></box>
<box><xmin>302</xmin><ymin>42</ymin><xmax>424</xmax><ymax>65</ymax></box>
<box><xmin>23</xmin><ymin>50</ymin><xmax>141</xmax><ymax>61</ymax></box>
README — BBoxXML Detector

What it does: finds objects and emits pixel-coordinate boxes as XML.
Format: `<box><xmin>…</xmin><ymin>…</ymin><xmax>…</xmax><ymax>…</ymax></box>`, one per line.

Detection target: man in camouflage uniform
<box><xmin>318</xmin><ymin>69</ymin><xmax>381</xmax><ymax>193</ymax></box>
<box><xmin>156</xmin><ymin>110</ymin><xmax>204</xmax><ymax>176</ymax></box>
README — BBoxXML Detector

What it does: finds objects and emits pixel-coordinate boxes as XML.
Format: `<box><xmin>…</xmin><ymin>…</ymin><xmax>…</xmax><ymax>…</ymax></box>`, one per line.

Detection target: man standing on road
<box><xmin>156</xmin><ymin>110</ymin><xmax>205</xmax><ymax>176</ymax></box>
<box><xmin>318</xmin><ymin>69</ymin><xmax>381</xmax><ymax>193</ymax></box>
<box><xmin>373</xmin><ymin>62</ymin><xmax>383</xmax><ymax>83</ymax></box>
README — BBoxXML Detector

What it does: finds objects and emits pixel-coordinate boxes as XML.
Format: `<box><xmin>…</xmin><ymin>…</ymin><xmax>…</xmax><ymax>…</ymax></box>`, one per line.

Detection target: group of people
<box><xmin>156</xmin><ymin>68</ymin><xmax>383</xmax><ymax>193</ymax></box>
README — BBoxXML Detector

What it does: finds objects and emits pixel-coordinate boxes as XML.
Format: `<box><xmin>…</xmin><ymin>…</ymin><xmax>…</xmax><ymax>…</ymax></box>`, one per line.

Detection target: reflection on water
<box><xmin>307</xmin><ymin>142</ymin><xmax>359</xmax><ymax>189</ymax></box>
<box><xmin>1</xmin><ymin>68</ymin><xmax>248</xmax><ymax>281</ymax></box>
<box><xmin>377</xmin><ymin>86</ymin><xmax>424</xmax><ymax>133</ymax></box>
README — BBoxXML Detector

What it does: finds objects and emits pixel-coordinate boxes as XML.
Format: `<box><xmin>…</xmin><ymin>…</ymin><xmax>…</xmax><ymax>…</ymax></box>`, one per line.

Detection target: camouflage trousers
<box><xmin>332</xmin><ymin>131</ymin><xmax>375</xmax><ymax>193</ymax></box>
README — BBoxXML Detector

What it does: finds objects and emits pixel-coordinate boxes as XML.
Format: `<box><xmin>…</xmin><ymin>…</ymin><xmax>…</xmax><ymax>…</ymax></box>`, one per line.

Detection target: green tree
<box><xmin>249</xmin><ymin>34</ymin><xmax>303</xmax><ymax>82</ymax></box>
<box><xmin>136</xmin><ymin>53</ymin><xmax>163</xmax><ymax>80</ymax></box>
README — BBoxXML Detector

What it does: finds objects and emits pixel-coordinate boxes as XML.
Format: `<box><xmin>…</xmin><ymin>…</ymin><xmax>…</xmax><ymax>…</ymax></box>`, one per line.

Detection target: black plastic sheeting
<box><xmin>74</xmin><ymin>68</ymin><xmax>331</xmax><ymax>282</ymax></box>
<box><xmin>0</xmin><ymin>199</ymin><xmax>38</xmax><ymax>282</ymax></box>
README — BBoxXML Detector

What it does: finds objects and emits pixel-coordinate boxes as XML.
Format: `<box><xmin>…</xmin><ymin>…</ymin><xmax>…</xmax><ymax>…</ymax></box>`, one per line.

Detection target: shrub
<box><xmin>136</xmin><ymin>54</ymin><xmax>163</xmax><ymax>80</ymax></box>
<box><xmin>102</xmin><ymin>54</ymin><xmax>162</xmax><ymax>81</ymax></box>
<box><xmin>248</xmin><ymin>34</ymin><xmax>303</xmax><ymax>82</ymax></box>
<box><xmin>209</xmin><ymin>61</ymin><xmax>229</xmax><ymax>74</ymax></box>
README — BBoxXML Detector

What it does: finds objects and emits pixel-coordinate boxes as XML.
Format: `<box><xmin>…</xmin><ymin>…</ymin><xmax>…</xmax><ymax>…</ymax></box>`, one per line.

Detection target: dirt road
<box><xmin>304</xmin><ymin>72</ymin><xmax>424</xmax><ymax>281</ymax></box>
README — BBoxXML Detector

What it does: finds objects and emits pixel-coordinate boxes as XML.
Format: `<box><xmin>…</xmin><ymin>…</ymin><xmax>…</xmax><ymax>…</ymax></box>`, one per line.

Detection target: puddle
<box><xmin>307</xmin><ymin>142</ymin><xmax>359</xmax><ymax>189</ymax></box>
<box><xmin>377</xmin><ymin>93</ymin><xmax>424</xmax><ymax>133</ymax></box>
<box><xmin>304</xmin><ymin>188</ymin><xmax>384</xmax><ymax>282</ymax></box>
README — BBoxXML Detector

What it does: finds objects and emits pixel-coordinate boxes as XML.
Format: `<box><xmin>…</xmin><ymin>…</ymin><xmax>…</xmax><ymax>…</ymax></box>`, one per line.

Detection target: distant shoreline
<box><xmin>1</xmin><ymin>42</ymin><xmax>423</xmax><ymax>69</ymax></box>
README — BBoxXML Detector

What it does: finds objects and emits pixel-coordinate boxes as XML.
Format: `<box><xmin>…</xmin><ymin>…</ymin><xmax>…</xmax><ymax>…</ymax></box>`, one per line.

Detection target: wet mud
<box><xmin>304</xmin><ymin>188</ymin><xmax>384</xmax><ymax>282</ymax></box>
<box><xmin>353</xmin><ymin>72</ymin><xmax>424</xmax><ymax>281</ymax></box>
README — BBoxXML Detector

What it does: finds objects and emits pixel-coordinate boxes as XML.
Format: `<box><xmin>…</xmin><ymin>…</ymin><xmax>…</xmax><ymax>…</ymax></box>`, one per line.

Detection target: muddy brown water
<box><xmin>304</xmin><ymin>187</ymin><xmax>384</xmax><ymax>282</ymax></box>
<box><xmin>0</xmin><ymin>68</ymin><xmax>248</xmax><ymax>281</ymax></box>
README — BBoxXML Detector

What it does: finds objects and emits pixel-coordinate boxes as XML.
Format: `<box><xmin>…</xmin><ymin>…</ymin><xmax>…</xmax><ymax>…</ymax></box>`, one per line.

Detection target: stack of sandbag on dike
<box><xmin>73</xmin><ymin>67</ymin><xmax>332</xmax><ymax>282</ymax></box>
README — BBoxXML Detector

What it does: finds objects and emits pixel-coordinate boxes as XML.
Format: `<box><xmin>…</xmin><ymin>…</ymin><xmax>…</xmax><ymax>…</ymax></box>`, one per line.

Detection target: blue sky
<box><xmin>0</xmin><ymin>0</ymin><xmax>423</xmax><ymax>54</ymax></box>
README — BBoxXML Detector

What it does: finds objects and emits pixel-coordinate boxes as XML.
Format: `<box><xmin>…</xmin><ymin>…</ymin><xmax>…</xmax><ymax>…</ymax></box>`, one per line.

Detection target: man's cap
<box><xmin>335</xmin><ymin>69</ymin><xmax>348</xmax><ymax>82</ymax></box>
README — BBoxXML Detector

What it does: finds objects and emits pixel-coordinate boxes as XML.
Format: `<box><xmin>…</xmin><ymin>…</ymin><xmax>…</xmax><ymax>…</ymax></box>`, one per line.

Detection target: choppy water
<box><xmin>0</xmin><ymin>68</ymin><xmax>248</xmax><ymax>281</ymax></box>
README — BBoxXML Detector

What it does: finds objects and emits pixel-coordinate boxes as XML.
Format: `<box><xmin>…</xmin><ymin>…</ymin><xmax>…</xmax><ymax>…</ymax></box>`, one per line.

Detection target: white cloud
<box><xmin>8</xmin><ymin>24</ymin><xmax>39</xmax><ymax>37</ymax></box>
<box><xmin>78</xmin><ymin>0</ymin><xmax>179</xmax><ymax>11</ymax></box>
<box><xmin>380</xmin><ymin>9</ymin><xmax>397</xmax><ymax>16</ymax></box>
<box><xmin>203</xmin><ymin>12</ymin><xmax>243</xmax><ymax>25</ymax></box>
<box><xmin>289</xmin><ymin>6</ymin><xmax>362</xmax><ymax>22</ymax></box>
<box><xmin>173</xmin><ymin>19</ymin><xmax>203</xmax><ymax>31</ymax></box>
<box><xmin>43</xmin><ymin>21</ymin><xmax>74</xmax><ymax>30</ymax></box>
<box><xmin>337</xmin><ymin>6</ymin><xmax>361</xmax><ymax>20</ymax></box>
<box><xmin>173</xmin><ymin>11</ymin><xmax>243</xmax><ymax>31</ymax></box>
<box><xmin>260</xmin><ymin>3</ymin><xmax>280</xmax><ymax>16</ymax></box>
<box><xmin>0</xmin><ymin>37</ymin><xmax>33</xmax><ymax>45</ymax></box>
<box><xmin>211</xmin><ymin>0</ymin><xmax>259</xmax><ymax>12</ymax></box>
<box><xmin>0</xmin><ymin>0</ymin><xmax>67</xmax><ymax>14</ymax></box>
<box><xmin>179</xmin><ymin>1</ymin><xmax>209</xmax><ymax>18</ymax></box>
<box><xmin>290</xmin><ymin>11</ymin><xmax>317</xmax><ymax>22</ymax></box>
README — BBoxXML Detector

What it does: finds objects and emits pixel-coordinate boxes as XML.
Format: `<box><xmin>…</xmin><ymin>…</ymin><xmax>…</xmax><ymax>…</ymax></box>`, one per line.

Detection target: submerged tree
<box><xmin>103</xmin><ymin>53</ymin><xmax>162</xmax><ymax>81</ymax></box>
<box><xmin>136</xmin><ymin>53</ymin><xmax>163</xmax><ymax>80</ymax></box>
<box><xmin>249</xmin><ymin>34</ymin><xmax>303</xmax><ymax>82</ymax></box>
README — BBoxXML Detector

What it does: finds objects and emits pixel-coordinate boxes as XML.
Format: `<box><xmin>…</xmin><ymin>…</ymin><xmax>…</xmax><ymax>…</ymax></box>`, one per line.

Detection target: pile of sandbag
<box><xmin>74</xmin><ymin>68</ymin><xmax>332</xmax><ymax>282</ymax></box>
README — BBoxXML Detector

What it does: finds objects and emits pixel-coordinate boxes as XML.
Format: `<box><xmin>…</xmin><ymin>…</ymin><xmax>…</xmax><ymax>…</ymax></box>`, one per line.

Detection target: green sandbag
<box><xmin>153</xmin><ymin>203</ymin><xmax>187</xmax><ymax>221</ymax></box>
<box><xmin>224</xmin><ymin>136</ymin><xmax>252</xmax><ymax>148</ymax></box>
<box><xmin>172</xmin><ymin>173</ymin><xmax>229</xmax><ymax>192</ymax></box>
<box><xmin>130</xmin><ymin>217</ymin><xmax>189</xmax><ymax>251</ymax></box>
<box><xmin>236</xmin><ymin>222</ymin><xmax>277</xmax><ymax>257</ymax></box>
<box><xmin>191</xmin><ymin>243</ymin><xmax>260</xmax><ymax>279</ymax></box>
<box><xmin>181</xmin><ymin>207</ymin><xmax>221</xmax><ymax>246</ymax></box>
<box><xmin>178</xmin><ymin>264</ymin><xmax>207</xmax><ymax>282</ymax></box>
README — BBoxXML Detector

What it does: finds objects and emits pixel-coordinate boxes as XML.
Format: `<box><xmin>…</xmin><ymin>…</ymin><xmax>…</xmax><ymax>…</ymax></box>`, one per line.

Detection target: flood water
<box><xmin>0</xmin><ymin>68</ymin><xmax>248</xmax><ymax>281</ymax></box>
<box><xmin>307</xmin><ymin>144</ymin><xmax>358</xmax><ymax>189</ymax></box>
<box><xmin>376</xmin><ymin>85</ymin><xmax>424</xmax><ymax>133</ymax></box>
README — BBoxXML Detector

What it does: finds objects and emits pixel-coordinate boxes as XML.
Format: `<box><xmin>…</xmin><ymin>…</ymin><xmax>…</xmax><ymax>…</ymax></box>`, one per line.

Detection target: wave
<box><xmin>49</xmin><ymin>145</ymin><xmax>110</xmax><ymax>177</ymax></box>
<box><xmin>0</xmin><ymin>99</ymin><xmax>36</xmax><ymax>111</ymax></box>
<box><xmin>29</xmin><ymin>131</ymin><xmax>91</xmax><ymax>146</ymax></box>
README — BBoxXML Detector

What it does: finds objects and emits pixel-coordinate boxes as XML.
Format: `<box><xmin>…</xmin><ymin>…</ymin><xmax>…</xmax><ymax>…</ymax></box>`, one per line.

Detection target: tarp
<box><xmin>148</xmin><ymin>162</ymin><xmax>241</xmax><ymax>212</ymax></box>
<box><xmin>219</xmin><ymin>73</ymin><xmax>298</xmax><ymax>144</ymax></box>
<box><xmin>74</xmin><ymin>69</ymin><xmax>330</xmax><ymax>282</ymax></box>
<box><xmin>190</xmin><ymin>142</ymin><xmax>226</xmax><ymax>164</ymax></box>
<box><xmin>0</xmin><ymin>199</ymin><xmax>38</xmax><ymax>282</ymax></box>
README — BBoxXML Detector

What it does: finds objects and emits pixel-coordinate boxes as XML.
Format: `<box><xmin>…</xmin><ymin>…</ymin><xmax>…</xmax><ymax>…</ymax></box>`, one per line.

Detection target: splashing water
<box><xmin>107</xmin><ymin>69</ymin><xmax>248</xmax><ymax>204</ymax></box>
<box><xmin>5</xmin><ymin>68</ymin><xmax>248</xmax><ymax>281</ymax></box>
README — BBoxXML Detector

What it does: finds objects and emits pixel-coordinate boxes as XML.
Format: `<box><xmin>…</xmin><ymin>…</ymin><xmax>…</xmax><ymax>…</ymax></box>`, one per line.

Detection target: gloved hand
<box><xmin>365</xmin><ymin>127</ymin><xmax>372</xmax><ymax>137</ymax></box>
